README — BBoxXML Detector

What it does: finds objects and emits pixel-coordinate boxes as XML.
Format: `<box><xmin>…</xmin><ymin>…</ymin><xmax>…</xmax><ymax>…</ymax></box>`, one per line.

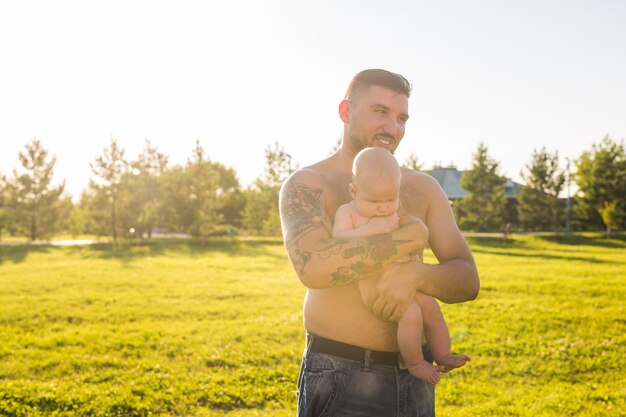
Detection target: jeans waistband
<box><xmin>307</xmin><ymin>333</ymin><xmax>402</xmax><ymax>367</ymax></box>
<box><xmin>306</xmin><ymin>333</ymin><xmax>434</xmax><ymax>367</ymax></box>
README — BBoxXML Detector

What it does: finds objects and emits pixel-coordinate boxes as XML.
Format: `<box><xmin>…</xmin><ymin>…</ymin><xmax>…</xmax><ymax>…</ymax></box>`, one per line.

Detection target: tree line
<box><xmin>0</xmin><ymin>138</ymin><xmax>296</xmax><ymax>241</ymax></box>
<box><xmin>0</xmin><ymin>135</ymin><xmax>624</xmax><ymax>241</ymax></box>
<box><xmin>451</xmin><ymin>136</ymin><xmax>625</xmax><ymax>235</ymax></box>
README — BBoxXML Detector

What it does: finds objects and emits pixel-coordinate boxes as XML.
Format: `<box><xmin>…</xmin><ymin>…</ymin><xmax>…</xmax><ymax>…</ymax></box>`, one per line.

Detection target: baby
<box><xmin>332</xmin><ymin>147</ymin><xmax>469</xmax><ymax>384</ymax></box>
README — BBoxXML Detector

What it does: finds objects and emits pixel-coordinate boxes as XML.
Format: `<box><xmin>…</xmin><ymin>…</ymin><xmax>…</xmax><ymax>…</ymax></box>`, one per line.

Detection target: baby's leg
<box><xmin>415</xmin><ymin>292</ymin><xmax>470</xmax><ymax>372</ymax></box>
<box><xmin>397</xmin><ymin>301</ymin><xmax>441</xmax><ymax>384</ymax></box>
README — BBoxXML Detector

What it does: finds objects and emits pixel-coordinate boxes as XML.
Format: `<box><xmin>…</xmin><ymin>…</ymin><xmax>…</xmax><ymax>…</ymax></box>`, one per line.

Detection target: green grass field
<box><xmin>1</xmin><ymin>234</ymin><xmax>625</xmax><ymax>416</ymax></box>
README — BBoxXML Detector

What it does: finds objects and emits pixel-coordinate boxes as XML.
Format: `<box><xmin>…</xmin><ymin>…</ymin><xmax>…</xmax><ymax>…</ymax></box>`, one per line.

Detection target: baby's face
<box><xmin>352</xmin><ymin>178</ymin><xmax>400</xmax><ymax>218</ymax></box>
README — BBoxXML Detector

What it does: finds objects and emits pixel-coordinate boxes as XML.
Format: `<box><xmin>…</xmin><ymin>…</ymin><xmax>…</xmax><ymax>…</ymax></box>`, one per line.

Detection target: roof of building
<box><xmin>426</xmin><ymin>167</ymin><xmax>522</xmax><ymax>200</ymax></box>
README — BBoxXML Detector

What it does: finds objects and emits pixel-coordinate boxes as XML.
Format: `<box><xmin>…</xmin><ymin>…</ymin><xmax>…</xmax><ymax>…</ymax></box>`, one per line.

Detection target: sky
<box><xmin>1</xmin><ymin>0</ymin><xmax>625</xmax><ymax>199</ymax></box>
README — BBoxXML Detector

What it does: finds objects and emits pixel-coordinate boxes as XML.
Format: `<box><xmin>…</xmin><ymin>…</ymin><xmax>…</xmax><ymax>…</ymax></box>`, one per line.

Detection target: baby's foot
<box><xmin>406</xmin><ymin>360</ymin><xmax>441</xmax><ymax>385</ymax></box>
<box><xmin>437</xmin><ymin>353</ymin><xmax>470</xmax><ymax>373</ymax></box>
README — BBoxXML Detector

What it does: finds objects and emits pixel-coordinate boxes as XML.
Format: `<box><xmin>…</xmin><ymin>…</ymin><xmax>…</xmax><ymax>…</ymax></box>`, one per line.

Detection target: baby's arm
<box><xmin>332</xmin><ymin>204</ymin><xmax>392</xmax><ymax>238</ymax></box>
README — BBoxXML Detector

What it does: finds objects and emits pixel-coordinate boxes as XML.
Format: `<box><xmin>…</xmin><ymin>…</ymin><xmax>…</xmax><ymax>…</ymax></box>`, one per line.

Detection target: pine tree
<box><xmin>7</xmin><ymin>139</ymin><xmax>65</xmax><ymax>240</ymax></box>
<box><xmin>89</xmin><ymin>138</ymin><xmax>126</xmax><ymax>241</ymax></box>
<box><xmin>574</xmin><ymin>135</ymin><xmax>626</xmax><ymax>231</ymax></box>
<box><xmin>455</xmin><ymin>143</ymin><xmax>506</xmax><ymax>232</ymax></box>
<box><xmin>125</xmin><ymin>140</ymin><xmax>168</xmax><ymax>238</ymax></box>
<box><xmin>517</xmin><ymin>147</ymin><xmax>565</xmax><ymax>231</ymax></box>
<box><xmin>243</xmin><ymin>141</ymin><xmax>297</xmax><ymax>236</ymax></box>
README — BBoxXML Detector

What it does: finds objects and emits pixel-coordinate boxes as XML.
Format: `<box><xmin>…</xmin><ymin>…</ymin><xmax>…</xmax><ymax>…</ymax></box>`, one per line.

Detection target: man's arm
<box><xmin>279</xmin><ymin>170</ymin><xmax>428</xmax><ymax>289</ymax></box>
<box><xmin>417</xmin><ymin>174</ymin><xmax>480</xmax><ymax>303</ymax></box>
<box><xmin>366</xmin><ymin>173</ymin><xmax>480</xmax><ymax>320</ymax></box>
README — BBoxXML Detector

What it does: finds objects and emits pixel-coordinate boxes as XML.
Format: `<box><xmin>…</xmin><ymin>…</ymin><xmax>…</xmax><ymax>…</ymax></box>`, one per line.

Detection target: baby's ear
<box><xmin>348</xmin><ymin>182</ymin><xmax>357</xmax><ymax>198</ymax></box>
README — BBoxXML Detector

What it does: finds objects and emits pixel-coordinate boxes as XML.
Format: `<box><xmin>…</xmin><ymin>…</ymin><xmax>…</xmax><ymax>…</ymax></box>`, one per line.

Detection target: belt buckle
<box><xmin>397</xmin><ymin>353</ymin><xmax>407</xmax><ymax>370</ymax></box>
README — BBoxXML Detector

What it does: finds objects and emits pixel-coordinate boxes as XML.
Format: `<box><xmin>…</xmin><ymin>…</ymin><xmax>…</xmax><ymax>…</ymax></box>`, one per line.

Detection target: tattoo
<box><xmin>281</xmin><ymin>180</ymin><xmax>331</xmax><ymax>244</ymax></box>
<box><xmin>281</xmin><ymin>178</ymin><xmax>413</xmax><ymax>286</ymax></box>
<box><xmin>330</xmin><ymin>261</ymin><xmax>383</xmax><ymax>286</ymax></box>
<box><xmin>343</xmin><ymin>244</ymin><xmax>367</xmax><ymax>259</ymax></box>
<box><xmin>365</xmin><ymin>233</ymin><xmax>410</xmax><ymax>261</ymax></box>
<box><xmin>314</xmin><ymin>239</ymin><xmax>346</xmax><ymax>260</ymax></box>
<box><xmin>329</xmin><ymin>234</ymin><xmax>411</xmax><ymax>286</ymax></box>
<box><xmin>292</xmin><ymin>247</ymin><xmax>312</xmax><ymax>277</ymax></box>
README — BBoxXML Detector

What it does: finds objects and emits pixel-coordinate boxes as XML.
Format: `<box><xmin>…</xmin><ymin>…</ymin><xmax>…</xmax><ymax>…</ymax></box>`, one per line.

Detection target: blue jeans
<box><xmin>297</xmin><ymin>337</ymin><xmax>435</xmax><ymax>417</ymax></box>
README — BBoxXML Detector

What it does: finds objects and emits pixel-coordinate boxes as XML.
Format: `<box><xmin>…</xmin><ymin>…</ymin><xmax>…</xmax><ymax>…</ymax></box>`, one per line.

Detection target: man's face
<box><xmin>344</xmin><ymin>85</ymin><xmax>410</xmax><ymax>154</ymax></box>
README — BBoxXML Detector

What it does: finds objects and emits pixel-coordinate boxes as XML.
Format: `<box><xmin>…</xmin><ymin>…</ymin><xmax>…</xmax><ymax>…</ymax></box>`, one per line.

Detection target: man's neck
<box><xmin>334</xmin><ymin>146</ymin><xmax>358</xmax><ymax>174</ymax></box>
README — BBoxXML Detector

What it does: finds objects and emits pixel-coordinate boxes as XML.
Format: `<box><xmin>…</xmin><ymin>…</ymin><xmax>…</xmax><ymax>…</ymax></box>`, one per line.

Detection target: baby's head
<box><xmin>350</xmin><ymin>147</ymin><xmax>401</xmax><ymax>217</ymax></box>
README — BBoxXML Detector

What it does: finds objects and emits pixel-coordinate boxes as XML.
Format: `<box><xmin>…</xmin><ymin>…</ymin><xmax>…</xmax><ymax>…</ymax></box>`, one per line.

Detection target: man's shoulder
<box><xmin>400</xmin><ymin>167</ymin><xmax>444</xmax><ymax>193</ymax></box>
<box><xmin>283</xmin><ymin>156</ymin><xmax>344</xmax><ymax>189</ymax></box>
<box><xmin>282</xmin><ymin>166</ymin><xmax>326</xmax><ymax>189</ymax></box>
<box><xmin>399</xmin><ymin>167</ymin><xmax>449</xmax><ymax>215</ymax></box>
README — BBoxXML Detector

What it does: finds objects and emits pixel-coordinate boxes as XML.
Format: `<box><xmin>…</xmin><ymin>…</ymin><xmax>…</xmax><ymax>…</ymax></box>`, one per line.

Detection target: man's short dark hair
<box><xmin>344</xmin><ymin>69</ymin><xmax>412</xmax><ymax>101</ymax></box>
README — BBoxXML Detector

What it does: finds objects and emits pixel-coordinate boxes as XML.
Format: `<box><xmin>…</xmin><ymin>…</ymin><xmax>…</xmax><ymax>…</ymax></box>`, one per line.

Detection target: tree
<box><xmin>599</xmin><ymin>201</ymin><xmax>620</xmax><ymax>238</ymax></box>
<box><xmin>164</xmin><ymin>140</ymin><xmax>240</xmax><ymax>240</ymax></box>
<box><xmin>67</xmin><ymin>202</ymin><xmax>88</xmax><ymax>237</ymax></box>
<box><xmin>158</xmin><ymin>165</ymin><xmax>191</xmax><ymax>233</ymax></box>
<box><xmin>402</xmin><ymin>152</ymin><xmax>424</xmax><ymax>171</ymax></box>
<box><xmin>89</xmin><ymin>138</ymin><xmax>127</xmax><ymax>241</ymax></box>
<box><xmin>6</xmin><ymin>139</ymin><xmax>66</xmax><ymax>240</ymax></box>
<box><xmin>455</xmin><ymin>143</ymin><xmax>506</xmax><ymax>232</ymax></box>
<box><xmin>124</xmin><ymin>140</ymin><xmax>168</xmax><ymax>238</ymax></box>
<box><xmin>243</xmin><ymin>141</ymin><xmax>298</xmax><ymax>235</ymax></box>
<box><xmin>517</xmin><ymin>147</ymin><xmax>565</xmax><ymax>231</ymax></box>
<box><xmin>574</xmin><ymin>135</ymin><xmax>626</xmax><ymax>231</ymax></box>
<box><xmin>185</xmin><ymin>140</ymin><xmax>223</xmax><ymax>241</ymax></box>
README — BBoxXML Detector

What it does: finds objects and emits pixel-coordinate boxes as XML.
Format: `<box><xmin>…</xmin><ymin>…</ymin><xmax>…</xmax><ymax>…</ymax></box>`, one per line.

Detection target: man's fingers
<box><xmin>389</xmin><ymin>304</ymin><xmax>404</xmax><ymax>322</ymax></box>
<box><xmin>382</xmin><ymin>303</ymin><xmax>397</xmax><ymax>322</ymax></box>
<box><xmin>371</xmin><ymin>298</ymin><xmax>386</xmax><ymax>319</ymax></box>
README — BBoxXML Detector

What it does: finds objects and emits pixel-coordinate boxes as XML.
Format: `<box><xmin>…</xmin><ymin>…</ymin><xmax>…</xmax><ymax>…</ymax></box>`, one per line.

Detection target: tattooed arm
<box><xmin>279</xmin><ymin>170</ymin><xmax>427</xmax><ymax>289</ymax></box>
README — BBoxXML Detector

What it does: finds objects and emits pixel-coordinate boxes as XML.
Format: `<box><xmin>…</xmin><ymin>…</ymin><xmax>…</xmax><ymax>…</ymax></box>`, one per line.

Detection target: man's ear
<box><xmin>338</xmin><ymin>99</ymin><xmax>351</xmax><ymax>123</ymax></box>
<box><xmin>348</xmin><ymin>182</ymin><xmax>357</xmax><ymax>199</ymax></box>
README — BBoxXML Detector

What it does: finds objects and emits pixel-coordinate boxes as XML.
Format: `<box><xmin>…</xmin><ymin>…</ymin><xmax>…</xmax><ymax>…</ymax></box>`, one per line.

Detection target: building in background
<box><xmin>427</xmin><ymin>166</ymin><xmax>522</xmax><ymax>225</ymax></box>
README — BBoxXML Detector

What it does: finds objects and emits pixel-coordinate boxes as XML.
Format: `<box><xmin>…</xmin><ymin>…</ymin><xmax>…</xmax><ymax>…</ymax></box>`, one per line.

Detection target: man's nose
<box><xmin>382</xmin><ymin>119</ymin><xmax>398</xmax><ymax>138</ymax></box>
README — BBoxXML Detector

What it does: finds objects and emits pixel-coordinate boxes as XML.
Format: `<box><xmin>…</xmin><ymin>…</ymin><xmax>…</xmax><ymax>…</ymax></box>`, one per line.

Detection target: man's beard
<box><xmin>347</xmin><ymin>131</ymin><xmax>396</xmax><ymax>155</ymax></box>
<box><xmin>347</xmin><ymin>131</ymin><xmax>369</xmax><ymax>153</ymax></box>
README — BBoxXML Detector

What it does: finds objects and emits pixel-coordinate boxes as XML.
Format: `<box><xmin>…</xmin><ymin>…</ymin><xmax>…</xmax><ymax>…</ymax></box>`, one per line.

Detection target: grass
<box><xmin>0</xmin><ymin>234</ymin><xmax>625</xmax><ymax>416</ymax></box>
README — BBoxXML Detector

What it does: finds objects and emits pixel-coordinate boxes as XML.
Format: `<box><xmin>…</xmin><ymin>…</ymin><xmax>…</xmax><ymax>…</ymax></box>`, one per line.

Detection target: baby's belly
<box><xmin>303</xmin><ymin>284</ymin><xmax>399</xmax><ymax>351</ymax></box>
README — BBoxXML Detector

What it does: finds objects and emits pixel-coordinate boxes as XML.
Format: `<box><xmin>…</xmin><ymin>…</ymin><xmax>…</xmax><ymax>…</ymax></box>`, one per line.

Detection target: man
<box><xmin>279</xmin><ymin>69</ymin><xmax>479</xmax><ymax>417</ymax></box>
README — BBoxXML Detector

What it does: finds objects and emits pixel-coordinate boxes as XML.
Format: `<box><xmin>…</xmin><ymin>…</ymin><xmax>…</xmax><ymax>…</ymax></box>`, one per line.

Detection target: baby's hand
<box><xmin>367</xmin><ymin>217</ymin><xmax>393</xmax><ymax>234</ymax></box>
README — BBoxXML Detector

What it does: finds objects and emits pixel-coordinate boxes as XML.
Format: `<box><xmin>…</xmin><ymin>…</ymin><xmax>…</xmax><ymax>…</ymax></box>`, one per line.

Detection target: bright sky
<box><xmin>1</xmin><ymin>0</ymin><xmax>625</xmax><ymax>199</ymax></box>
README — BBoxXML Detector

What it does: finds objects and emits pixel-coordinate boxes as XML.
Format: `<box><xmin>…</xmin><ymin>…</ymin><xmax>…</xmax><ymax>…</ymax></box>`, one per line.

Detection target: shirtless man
<box><xmin>279</xmin><ymin>69</ymin><xmax>479</xmax><ymax>417</ymax></box>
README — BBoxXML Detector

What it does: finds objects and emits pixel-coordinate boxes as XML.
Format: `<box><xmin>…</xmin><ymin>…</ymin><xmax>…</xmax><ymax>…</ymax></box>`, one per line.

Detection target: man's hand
<box><xmin>398</xmin><ymin>209</ymin><xmax>429</xmax><ymax>246</ymax></box>
<box><xmin>363</xmin><ymin>261</ymin><xmax>422</xmax><ymax>322</ymax></box>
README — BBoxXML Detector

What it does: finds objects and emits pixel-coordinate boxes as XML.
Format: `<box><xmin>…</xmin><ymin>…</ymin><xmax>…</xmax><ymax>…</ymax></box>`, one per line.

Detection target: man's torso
<box><xmin>303</xmin><ymin>161</ymin><xmax>431</xmax><ymax>351</ymax></box>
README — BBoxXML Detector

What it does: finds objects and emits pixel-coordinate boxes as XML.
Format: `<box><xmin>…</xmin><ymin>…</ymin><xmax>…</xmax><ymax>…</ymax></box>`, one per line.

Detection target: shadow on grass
<box><xmin>0</xmin><ymin>244</ymin><xmax>52</xmax><ymax>264</ymax></box>
<box><xmin>536</xmin><ymin>233</ymin><xmax>626</xmax><ymax>249</ymax></box>
<box><xmin>471</xmin><ymin>247</ymin><xmax>616</xmax><ymax>264</ymax></box>
<box><xmin>466</xmin><ymin>233</ymin><xmax>626</xmax><ymax>250</ymax></box>
<box><xmin>465</xmin><ymin>236</ymin><xmax>530</xmax><ymax>249</ymax></box>
<box><xmin>1</xmin><ymin>238</ymin><xmax>288</xmax><ymax>265</ymax></box>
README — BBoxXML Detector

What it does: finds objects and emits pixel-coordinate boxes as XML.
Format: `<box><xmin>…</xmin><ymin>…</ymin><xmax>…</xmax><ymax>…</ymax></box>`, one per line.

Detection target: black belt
<box><xmin>308</xmin><ymin>334</ymin><xmax>433</xmax><ymax>367</ymax></box>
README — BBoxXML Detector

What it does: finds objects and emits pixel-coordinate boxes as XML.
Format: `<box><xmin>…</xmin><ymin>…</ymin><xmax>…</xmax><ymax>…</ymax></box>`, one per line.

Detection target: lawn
<box><xmin>0</xmin><ymin>234</ymin><xmax>624</xmax><ymax>416</ymax></box>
